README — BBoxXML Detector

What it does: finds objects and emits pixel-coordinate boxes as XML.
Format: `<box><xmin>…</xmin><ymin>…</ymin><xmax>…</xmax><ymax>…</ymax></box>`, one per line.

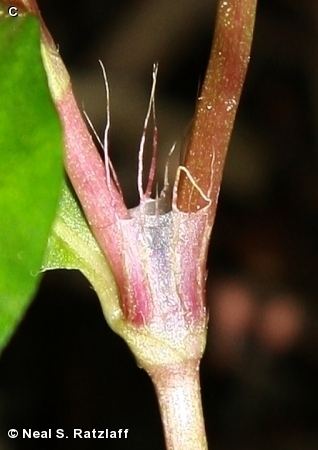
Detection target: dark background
<box><xmin>1</xmin><ymin>0</ymin><xmax>318</xmax><ymax>449</ymax></box>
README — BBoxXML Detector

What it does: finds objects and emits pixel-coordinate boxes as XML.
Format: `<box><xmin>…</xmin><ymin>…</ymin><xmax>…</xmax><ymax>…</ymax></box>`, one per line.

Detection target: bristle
<box><xmin>155</xmin><ymin>183</ymin><xmax>159</xmax><ymax>216</ymax></box>
<box><xmin>98</xmin><ymin>59</ymin><xmax>111</xmax><ymax>191</ymax></box>
<box><xmin>160</xmin><ymin>142</ymin><xmax>176</xmax><ymax>200</ymax></box>
<box><xmin>138</xmin><ymin>63</ymin><xmax>159</xmax><ymax>203</ymax></box>
<box><xmin>173</xmin><ymin>166</ymin><xmax>211</xmax><ymax>212</ymax></box>
<box><xmin>83</xmin><ymin>107</ymin><xmax>123</xmax><ymax>197</ymax></box>
<box><xmin>144</xmin><ymin>64</ymin><xmax>159</xmax><ymax>198</ymax></box>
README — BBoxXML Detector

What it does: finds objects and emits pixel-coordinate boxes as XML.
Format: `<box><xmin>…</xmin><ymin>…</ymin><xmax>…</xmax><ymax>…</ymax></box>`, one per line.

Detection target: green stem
<box><xmin>148</xmin><ymin>360</ymin><xmax>208</xmax><ymax>450</ymax></box>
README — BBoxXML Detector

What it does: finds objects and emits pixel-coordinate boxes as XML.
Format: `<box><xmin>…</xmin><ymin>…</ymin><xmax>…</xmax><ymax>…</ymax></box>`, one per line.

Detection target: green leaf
<box><xmin>0</xmin><ymin>14</ymin><xmax>63</xmax><ymax>352</ymax></box>
<box><xmin>42</xmin><ymin>184</ymin><xmax>122</xmax><ymax>329</ymax></box>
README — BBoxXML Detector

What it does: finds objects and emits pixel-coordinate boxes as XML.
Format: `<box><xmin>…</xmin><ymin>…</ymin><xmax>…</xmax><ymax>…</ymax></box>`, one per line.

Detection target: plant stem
<box><xmin>177</xmin><ymin>0</ymin><xmax>257</xmax><ymax>217</ymax></box>
<box><xmin>148</xmin><ymin>360</ymin><xmax>208</xmax><ymax>450</ymax></box>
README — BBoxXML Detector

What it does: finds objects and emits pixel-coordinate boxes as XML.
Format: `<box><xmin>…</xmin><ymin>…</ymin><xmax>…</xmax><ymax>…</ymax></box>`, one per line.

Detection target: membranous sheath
<box><xmin>115</xmin><ymin>200</ymin><xmax>210</xmax><ymax>367</ymax></box>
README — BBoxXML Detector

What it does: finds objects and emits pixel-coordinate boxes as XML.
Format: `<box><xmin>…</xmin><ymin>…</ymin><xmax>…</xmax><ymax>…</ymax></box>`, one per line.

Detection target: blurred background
<box><xmin>1</xmin><ymin>0</ymin><xmax>318</xmax><ymax>448</ymax></box>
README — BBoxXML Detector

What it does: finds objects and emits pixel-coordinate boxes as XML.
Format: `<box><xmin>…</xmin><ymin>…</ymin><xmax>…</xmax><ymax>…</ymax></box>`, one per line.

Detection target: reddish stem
<box><xmin>177</xmin><ymin>0</ymin><xmax>257</xmax><ymax>220</ymax></box>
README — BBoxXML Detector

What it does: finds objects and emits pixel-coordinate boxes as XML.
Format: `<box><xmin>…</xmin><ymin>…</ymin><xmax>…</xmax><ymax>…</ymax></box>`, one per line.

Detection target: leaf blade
<box><xmin>0</xmin><ymin>14</ymin><xmax>63</xmax><ymax>352</ymax></box>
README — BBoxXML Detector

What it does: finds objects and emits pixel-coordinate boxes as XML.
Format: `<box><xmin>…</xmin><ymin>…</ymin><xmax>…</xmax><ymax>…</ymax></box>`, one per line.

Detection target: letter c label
<box><xmin>8</xmin><ymin>7</ymin><xmax>18</xmax><ymax>17</ymax></box>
